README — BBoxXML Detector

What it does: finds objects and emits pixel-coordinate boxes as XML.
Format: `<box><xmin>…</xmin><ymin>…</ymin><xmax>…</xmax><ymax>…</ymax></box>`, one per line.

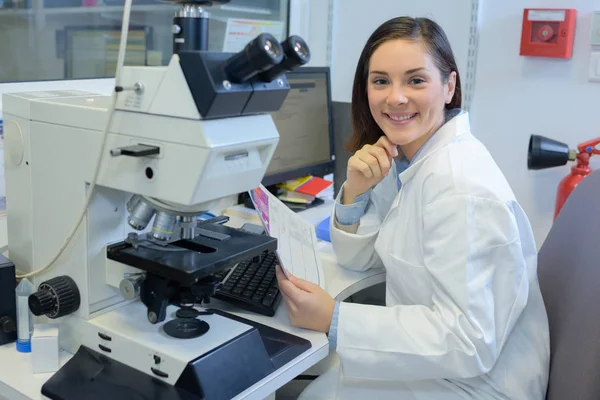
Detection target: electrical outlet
<box><xmin>589</xmin><ymin>52</ymin><xmax>600</xmax><ymax>82</ymax></box>
<box><xmin>592</xmin><ymin>11</ymin><xmax>600</xmax><ymax>46</ymax></box>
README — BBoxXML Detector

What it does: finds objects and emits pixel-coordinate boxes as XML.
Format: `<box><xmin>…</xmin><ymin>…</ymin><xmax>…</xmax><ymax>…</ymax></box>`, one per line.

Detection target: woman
<box><xmin>275</xmin><ymin>16</ymin><xmax>550</xmax><ymax>399</ymax></box>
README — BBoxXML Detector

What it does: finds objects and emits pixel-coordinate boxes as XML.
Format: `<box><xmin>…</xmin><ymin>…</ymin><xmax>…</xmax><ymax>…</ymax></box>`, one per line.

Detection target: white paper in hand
<box><xmin>249</xmin><ymin>184</ymin><xmax>325</xmax><ymax>289</ymax></box>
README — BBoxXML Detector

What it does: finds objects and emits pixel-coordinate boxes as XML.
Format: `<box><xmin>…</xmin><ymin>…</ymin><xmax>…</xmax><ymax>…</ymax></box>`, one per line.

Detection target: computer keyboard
<box><xmin>212</xmin><ymin>250</ymin><xmax>281</xmax><ymax>317</ymax></box>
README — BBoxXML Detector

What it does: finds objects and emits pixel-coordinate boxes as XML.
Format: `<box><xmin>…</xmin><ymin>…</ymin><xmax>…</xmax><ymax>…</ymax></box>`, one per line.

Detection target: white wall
<box><xmin>289</xmin><ymin>0</ymin><xmax>331</xmax><ymax>67</ymax></box>
<box><xmin>329</xmin><ymin>0</ymin><xmax>475</xmax><ymax>102</ymax></box>
<box><xmin>471</xmin><ymin>0</ymin><xmax>600</xmax><ymax>247</ymax></box>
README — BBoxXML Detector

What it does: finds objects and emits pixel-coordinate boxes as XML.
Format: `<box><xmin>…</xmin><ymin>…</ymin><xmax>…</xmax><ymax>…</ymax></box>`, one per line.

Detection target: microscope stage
<box><xmin>107</xmin><ymin>223</ymin><xmax>277</xmax><ymax>285</ymax></box>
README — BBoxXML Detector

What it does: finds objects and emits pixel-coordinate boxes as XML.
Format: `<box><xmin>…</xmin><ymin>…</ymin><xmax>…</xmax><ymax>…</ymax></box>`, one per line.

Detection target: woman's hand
<box><xmin>344</xmin><ymin>135</ymin><xmax>399</xmax><ymax>204</ymax></box>
<box><xmin>276</xmin><ymin>266</ymin><xmax>336</xmax><ymax>333</ymax></box>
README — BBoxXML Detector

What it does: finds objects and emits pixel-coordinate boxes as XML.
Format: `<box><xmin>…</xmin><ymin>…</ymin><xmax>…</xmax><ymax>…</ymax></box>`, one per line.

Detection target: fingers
<box><xmin>275</xmin><ymin>264</ymin><xmax>287</xmax><ymax>281</ymax></box>
<box><xmin>288</xmin><ymin>274</ymin><xmax>319</xmax><ymax>293</ymax></box>
<box><xmin>277</xmin><ymin>266</ymin><xmax>305</xmax><ymax>302</ymax></box>
<box><xmin>276</xmin><ymin>266</ymin><xmax>305</xmax><ymax>327</ymax></box>
<box><xmin>276</xmin><ymin>266</ymin><xmax>294</xmax><ymax>294</ymax></box>
<box><xmin>279</xmin><ymin>290</ymin><xmax>297</xmax><ymax>314</ymax></box>
<box><xmin>376</xmin><ymin>135</ymin><xmax>399</xmax><ymax>157</ymax></box>
<box><xmin>351</xmin><ymin>145</ymin><xmax>390</xmax><ymax>178</ymax></box>
<box><xmin>277</xmin><ymin>264</ymin><xmax>319</xmax><ymax>293</ymax></box>
<box><xmin>361</xmin><ymin>153</ymin><xmax>381</xmax><ymax>180</ymax></box>
<box><xmin>347</xmin><ymin>156</ymin><xmax>374</xmax><ymax>179</ymax></box>
<box><xmin>276</xmin><ymin>266</ymin><xmax>291</xmax><ymax>294</ymax></box>
<box><xmin>366</xmin><ymin>146</ymin><xmax>391</xmax><ymax>175</ymax></box>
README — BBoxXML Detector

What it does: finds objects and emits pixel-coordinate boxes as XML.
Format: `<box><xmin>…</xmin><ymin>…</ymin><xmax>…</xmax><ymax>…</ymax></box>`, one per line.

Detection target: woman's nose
<box><xmin>386</xmin><ymin>86</ymin><xmax>408</xmax><ymax>106</ymax></box>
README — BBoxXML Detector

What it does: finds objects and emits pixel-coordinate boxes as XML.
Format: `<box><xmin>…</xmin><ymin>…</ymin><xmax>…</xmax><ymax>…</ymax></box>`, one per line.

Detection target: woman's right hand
<box><xmin>343</xmin><ymin>136</ymin><xmax>398</xmax><ymax>204</ymax></box>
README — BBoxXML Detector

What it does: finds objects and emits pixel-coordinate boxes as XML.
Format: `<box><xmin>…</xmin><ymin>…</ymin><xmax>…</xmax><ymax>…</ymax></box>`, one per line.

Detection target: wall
<box><xmin>329</xmin><ymin>0</ymin><xmax>475</xmax><ymax>102</ymax></box>
<box><xmin>288</xmin><ymin>0</ymin><xmax>331</xmax><ymax>67</ymax></box>
<box><xmin>470</xmin><ymin>0</ymin><xmax>600</xmax><ymax>247</ymax></box>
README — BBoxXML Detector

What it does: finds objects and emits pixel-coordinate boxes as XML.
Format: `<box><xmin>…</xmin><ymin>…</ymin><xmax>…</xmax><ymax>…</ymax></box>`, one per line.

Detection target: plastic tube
<box><xmin>15</xmin><ymin>278</ymin><xmax>33</xmax><ymax>352</ymax></box>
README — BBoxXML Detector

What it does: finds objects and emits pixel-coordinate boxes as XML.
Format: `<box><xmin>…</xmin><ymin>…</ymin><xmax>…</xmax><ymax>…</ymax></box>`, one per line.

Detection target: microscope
<box><xmin>2</xmin><ymin>1</ymin><xmax>312</xmax><ymax>398</ymax></box>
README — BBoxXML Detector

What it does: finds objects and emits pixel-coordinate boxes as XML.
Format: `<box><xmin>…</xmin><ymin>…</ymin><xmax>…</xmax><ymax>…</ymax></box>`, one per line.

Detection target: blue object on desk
<box><xmin>316</xmin><ymin>216</ymin><xmax>331</xmax><ymax>242</ymax></box>
<box><xmin>16</xmin><ymin>339</ymin><xmax>31</xmax><ymax>353</ymax></box>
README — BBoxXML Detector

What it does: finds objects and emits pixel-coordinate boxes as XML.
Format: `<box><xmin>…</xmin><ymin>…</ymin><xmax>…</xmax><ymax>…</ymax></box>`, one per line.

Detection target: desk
<box><xmin>0</xmin><ymin>198</ymin><xmax>385</xmax><ymax>400</ymax></box>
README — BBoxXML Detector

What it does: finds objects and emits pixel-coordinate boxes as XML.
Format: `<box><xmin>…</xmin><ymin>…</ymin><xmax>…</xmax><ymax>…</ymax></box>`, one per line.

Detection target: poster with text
<box><xmin>223</xmin><ymin>18</ymin><xmax>284</xmax><ymax>53</ymax></box>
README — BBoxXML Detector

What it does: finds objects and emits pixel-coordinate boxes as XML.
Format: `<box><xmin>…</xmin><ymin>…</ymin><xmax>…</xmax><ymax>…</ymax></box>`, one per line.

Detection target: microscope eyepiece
<box><xmin>282</xmin><ymin>35</ymin><xmax>311</xmax><ymax>67</ymax></box>
<box><xmin>259</xmin><ymin>35</ymin><xmax>311</xmax><ymax>82</ymax></box>
<box><xmin>223</xmin><ymin>33</ymin><xmax>284</xmax><ymax>83</ymax></box>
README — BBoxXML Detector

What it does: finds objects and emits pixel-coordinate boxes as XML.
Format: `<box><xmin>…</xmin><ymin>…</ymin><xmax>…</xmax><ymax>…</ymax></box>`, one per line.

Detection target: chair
<box><xmin>537</xmin><ymin>169</ymin><xmax>600</xmax><ymax>400</ymax></box>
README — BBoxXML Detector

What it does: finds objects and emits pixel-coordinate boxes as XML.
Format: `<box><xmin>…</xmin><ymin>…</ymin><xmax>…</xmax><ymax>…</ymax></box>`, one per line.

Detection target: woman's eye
<box><xmin>410</xmin><ymin>77</ymin><xmax>425</xmax><ymax>85</ymax></box>
<box><xmin>372</xmin><ymin>78</ymin><xmax>388</xmax><ymax>85</ymax></box>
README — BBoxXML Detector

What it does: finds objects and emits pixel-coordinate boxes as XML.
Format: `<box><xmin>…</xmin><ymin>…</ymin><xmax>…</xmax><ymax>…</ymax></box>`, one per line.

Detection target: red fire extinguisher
<box><xmin>528</xmin><ymin>135</ymin><xmax>600</xmax><ymax>220</ymax></box>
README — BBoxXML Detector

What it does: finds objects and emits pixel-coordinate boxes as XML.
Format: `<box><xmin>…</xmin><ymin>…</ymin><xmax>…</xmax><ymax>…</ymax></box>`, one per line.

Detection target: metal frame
<box><xmin>463</xmin><ymin>0</ymin><xmax>481</xmax><ymax>111</ymax></box>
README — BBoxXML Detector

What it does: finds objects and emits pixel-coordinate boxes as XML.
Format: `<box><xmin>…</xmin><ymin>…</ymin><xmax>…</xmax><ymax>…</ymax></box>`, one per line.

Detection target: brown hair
<box><xmin>347</xmin><ymin>17</ymin><xmax>462</xmax><ymax>153</ymax></box>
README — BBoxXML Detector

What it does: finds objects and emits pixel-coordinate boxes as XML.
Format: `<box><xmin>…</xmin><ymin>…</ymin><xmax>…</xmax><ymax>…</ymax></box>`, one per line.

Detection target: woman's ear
<box><xmin>444</xmin><ymin>71</ymin><xmax>457</xmax><ymax>104</ymax></box>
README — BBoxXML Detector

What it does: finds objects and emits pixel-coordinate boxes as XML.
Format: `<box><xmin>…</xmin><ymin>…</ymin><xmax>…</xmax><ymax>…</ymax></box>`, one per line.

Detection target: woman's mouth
<box><xmin>384</xmin><ymin>112</ymin><xmax>418</xmax><ymax>125</ymax></box>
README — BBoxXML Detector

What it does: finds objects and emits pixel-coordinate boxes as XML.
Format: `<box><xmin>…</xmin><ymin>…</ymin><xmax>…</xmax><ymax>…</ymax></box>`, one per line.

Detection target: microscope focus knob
<box><xmin>29</xmin><ymin>276</ymin><xmax>81</xmax><ymax>319</ymax></box>
<box><xmin>0</xmin><ymin>316</ymin><xmax>16</xmax><ymax>333</ymax></box>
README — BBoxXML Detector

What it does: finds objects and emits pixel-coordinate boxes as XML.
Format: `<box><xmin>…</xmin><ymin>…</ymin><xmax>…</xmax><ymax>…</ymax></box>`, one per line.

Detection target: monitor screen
<box><xmin>262</xmin><ymin>67</ymin><xmax>334</xmax><ymax>186</ymax></box>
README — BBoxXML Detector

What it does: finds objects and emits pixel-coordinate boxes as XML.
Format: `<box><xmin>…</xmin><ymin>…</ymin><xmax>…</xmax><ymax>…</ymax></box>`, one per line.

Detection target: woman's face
<box><xmin>367</xmin><ymin>39</ymin><xmax>456</xmax><ymax>160</ymax></box>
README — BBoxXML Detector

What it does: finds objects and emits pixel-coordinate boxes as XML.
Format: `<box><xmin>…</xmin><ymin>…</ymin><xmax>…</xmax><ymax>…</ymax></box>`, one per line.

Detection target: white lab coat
<box><xmin>300</xmin><ymin>112</ymin><xmax>550</xmax><ymax>399</ymax></box>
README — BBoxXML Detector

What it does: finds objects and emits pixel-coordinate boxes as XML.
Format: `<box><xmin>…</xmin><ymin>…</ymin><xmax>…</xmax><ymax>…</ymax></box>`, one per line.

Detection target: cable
<box><xmin>16</xmin><ymin>0</ymin><xmax>134</xmax><ymax>279</ymax></box>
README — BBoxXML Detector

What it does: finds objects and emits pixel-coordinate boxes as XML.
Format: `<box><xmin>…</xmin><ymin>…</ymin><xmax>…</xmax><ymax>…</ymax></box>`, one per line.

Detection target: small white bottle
<box><xmin>15</xmin><ymin>278</ymin><xmax>33</xmax><ymax>353</ymax></box>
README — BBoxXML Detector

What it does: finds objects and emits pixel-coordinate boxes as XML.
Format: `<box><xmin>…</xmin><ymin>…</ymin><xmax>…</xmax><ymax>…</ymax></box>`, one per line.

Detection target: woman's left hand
<box><xmin>276</xmin><ymin>265</ymin><xmax>336</xmax><ymax>333</ymax></box>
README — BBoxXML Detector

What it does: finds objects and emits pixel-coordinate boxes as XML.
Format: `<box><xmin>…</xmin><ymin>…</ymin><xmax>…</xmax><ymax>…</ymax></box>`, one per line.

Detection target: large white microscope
<box><xmin>2</xmin><ymin>1</ymin><xmax>312</xmax><ymax>398</ymax></box>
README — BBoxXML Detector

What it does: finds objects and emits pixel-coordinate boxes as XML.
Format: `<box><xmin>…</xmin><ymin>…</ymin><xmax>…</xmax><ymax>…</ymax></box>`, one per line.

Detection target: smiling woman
<box><xmin>367</xmin><ymin>40</ymin><xmax>456</xmax><ymax>160</ymax></box>
<box><xmin>348</xmin><ymin>17</ymin><xmax>462</xmax><ymax>158</ymax></box>
<box><xmin>277</xmin><ymin>16</ymin><xmax>551</xmax><ymax>400</ymax></box>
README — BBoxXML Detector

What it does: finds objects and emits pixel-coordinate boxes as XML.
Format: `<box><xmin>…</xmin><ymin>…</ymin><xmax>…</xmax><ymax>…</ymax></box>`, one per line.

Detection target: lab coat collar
<box><xmin>398</xmin><ymin>111</ymin><xmax>471</xmax><ymax>184</ymax></box>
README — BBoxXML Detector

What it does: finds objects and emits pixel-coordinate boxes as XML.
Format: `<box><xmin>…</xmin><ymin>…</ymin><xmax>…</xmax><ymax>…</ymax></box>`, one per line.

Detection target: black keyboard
<box><xmin>212</xmin><ymin>251</ymin><xmax>280</xmax><ymax>317</ymax></box>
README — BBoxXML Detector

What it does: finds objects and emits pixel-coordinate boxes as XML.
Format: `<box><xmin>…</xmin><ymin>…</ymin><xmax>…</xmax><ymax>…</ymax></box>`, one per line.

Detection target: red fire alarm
<box><xmin>520</xmin><ymin>8</ymin><xmax>577</xmax><ymax>59</ymax></box>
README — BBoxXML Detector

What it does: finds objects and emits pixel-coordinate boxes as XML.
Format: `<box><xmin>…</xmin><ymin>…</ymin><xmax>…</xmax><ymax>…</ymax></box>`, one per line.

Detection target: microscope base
<box><xmin>44</xmin><ymin>303</ymin><xmax>310</xmax><ymax>400</ymax></box>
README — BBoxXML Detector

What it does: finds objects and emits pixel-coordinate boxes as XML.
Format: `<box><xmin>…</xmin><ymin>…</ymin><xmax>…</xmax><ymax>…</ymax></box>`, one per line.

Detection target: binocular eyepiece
<box><xmin>223</xmin><ymin>33</ymin><xmax>311</xmax><ymax>84</ymax></box>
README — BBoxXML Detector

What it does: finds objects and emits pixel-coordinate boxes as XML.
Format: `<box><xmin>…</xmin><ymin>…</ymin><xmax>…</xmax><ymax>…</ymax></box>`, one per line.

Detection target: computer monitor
<box><xmin>261</xmin><ymin>66</ymin><xmax>335</xmax><ymax>187</ymax></box>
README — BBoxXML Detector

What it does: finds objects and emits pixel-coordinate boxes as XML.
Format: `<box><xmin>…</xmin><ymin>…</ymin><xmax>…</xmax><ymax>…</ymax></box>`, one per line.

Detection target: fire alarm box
<box><xmin>520</xmin><ymin>8</ymin><xmax>577</xmax><ymax>59</ymax></box>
